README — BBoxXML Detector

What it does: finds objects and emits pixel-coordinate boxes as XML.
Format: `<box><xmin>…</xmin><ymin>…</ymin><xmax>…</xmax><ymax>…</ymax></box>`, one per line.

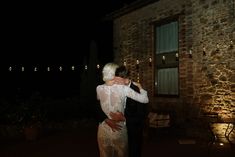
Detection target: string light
<box><xmin>34</xmin><ymin>67</ymin><xmax>37</xmax><ymax>72</ymax></box>
<box><xmin>71</xmin><ymin>66</ymin><xmax>75</xmax><ymax>71</ymax></box>
<box><xmin>5</xmin><ymin>57</ymin><xmax>163</xmax><ymax>72</ymax></box>
<box><xmin>137</xmin><ymin>73</ymin><xmax>140</xmax><ymax>83</ymax></box>
<box><xmin>230</xmin><ymin>40</ymin><xmax>234</xmax><ymax>48</ymax></box>
<box><xmin>21</xmin><ymin>67</ymin><xmax>25</xmax><ymax>72</ymax></box>
<box><xmin>162</xmin><ymin>55</ymin><xmax>166</xmax><ymax>64</ymax></box>
<box><xmin>149</xmin><ymin>57</ymin><xmax>152</xmax><ymax>66</ymax></box>
<box><xmin>136</xmin><ymin>59</ymin><xmax>139</xmax><ymax>70</ymax></box>
<box><xmin>175</xmin><ymin>53</ymin><xmax>179</xmax><ymax>61</ymax></box>
<box><xmin>4</xmin><ymin>42</ymin><xmax>232</xmax><ymax>73</ymax></box>
<box><xmin>59</xmin><ymin>66</ymin><xmax>63</xmax><ymax>71</ymax></box>
<box><xmin>189</xmin><ymin>49</ymin><xmax>192</xmax><ymax>58</ymax></box>
<box><xmin>136</xmin><ymin>59</ymin><xmax>139</xmax><ymax>65</ymax></box>
<box><xmin>175</xmin><ymin>53</ymin><xmax>178</xmax><ymax>58</ymax></box>
<box><xmin>203</xmin><ymin>47</ymin><xmax>206</xmax><ymax>56</ymax></box>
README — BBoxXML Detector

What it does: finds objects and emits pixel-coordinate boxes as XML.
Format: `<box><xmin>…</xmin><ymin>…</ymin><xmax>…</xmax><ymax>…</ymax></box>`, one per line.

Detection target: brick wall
<box><xmin>112</xmin><ymin>0</ymin><xmax>235</xmax><ymax>137</ymax></box>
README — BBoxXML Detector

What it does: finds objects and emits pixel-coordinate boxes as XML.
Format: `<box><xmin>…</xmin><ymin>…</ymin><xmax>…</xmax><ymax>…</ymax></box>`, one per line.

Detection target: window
<box><xmin>155</xmin><ymin>20</ymin><xmax>179</xmax><ymax>96</ymax></box>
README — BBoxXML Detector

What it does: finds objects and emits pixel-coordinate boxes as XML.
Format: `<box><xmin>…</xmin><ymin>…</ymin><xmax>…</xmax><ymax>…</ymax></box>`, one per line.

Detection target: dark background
<box><xmin>0</xmin><ymin>0</ymin><xmax>138</xmax><ymax>100</ymax></box>
<box><xmin>2</xmin><ymin>0</ymin><xmax>138</xmax><ymax>64</ymax></box>
<box><xmin>0</xmin><ymin>0</ymin><xmax>140</xmax><ymax>123</ymax></box>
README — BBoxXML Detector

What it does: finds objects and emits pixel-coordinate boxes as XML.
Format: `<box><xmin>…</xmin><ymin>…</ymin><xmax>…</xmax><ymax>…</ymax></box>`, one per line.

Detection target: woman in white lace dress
<box><xmin>96</xmin><ymin>63</ymin><xmax>149</xmax><ymax>157</ymax></box>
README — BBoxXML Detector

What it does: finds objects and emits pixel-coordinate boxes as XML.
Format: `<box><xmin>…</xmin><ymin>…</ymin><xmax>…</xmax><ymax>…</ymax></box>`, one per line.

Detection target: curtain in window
<box><xmin>157</xmin><ymin>68</ymin><xmax>178</xmax><ymax>95</ymax></box>
<box><xmin>156</xmin><ymin>21</ymin><xmax>178</xmax><ymax>54</ymax></box>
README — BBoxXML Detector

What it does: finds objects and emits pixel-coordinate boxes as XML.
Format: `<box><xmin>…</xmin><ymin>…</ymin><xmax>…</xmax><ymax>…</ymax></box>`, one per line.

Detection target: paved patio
<box><xmin>0</xmin><ymin>121</ymin><xmax>234</xmax><ymax>157</ymax></box>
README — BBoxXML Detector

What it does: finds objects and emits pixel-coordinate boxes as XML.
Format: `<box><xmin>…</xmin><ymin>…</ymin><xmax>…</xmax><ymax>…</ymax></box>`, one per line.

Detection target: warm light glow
<box><xmin>71</xmin><ymin>66</ymin><xmax>75</xmax><ymax>71</ymax></box>
<box><xmin>189</xmin><ymin>49</ymin><xmax>192</xmax><ymax>55</ymax></box>
<box><xmin>175</xmin><ymin>53</ymin><xmax>178</xmax><ymax>58</ymax></box>
<box><xmin>137</xmin><ymin>73</ymin><xmax>140</xmax><ymax>83</ymax></box>
<box><xmin>219</xmin><ymin>143</ymin><xmax>224</xmax><ymax>146</ymax></box>
<box><xmin>162</xmin><ymin>56</ymin><xmax>165</xmax><ymax>60</ymax></box>
<box><xmin>123</xmin><ymin>61</ymin><xmax>126</xmax><ymax>66</ymax></box>
<box><xmin>189</xmin><ymin>49</ymin><xmax>193</xmax><ymax>58</ymax></box>
<box><xmin>97</xmin><ymin>64</ymin><xmax>100</xmax><ymax>69</ymax></box>
<box><xmin>136</xmin><ymin>59</ymin><xmax>139</xmax><ymax>64</ymax></box>
<box><xmin>149</xmin><ymin>57</ymin><xmax>152</xmax><ymax>62</ymax></box>
<box><xmin>230</xmin><ymin>40</ymin><xmax>234</xmax><ymax>48</ymax></box>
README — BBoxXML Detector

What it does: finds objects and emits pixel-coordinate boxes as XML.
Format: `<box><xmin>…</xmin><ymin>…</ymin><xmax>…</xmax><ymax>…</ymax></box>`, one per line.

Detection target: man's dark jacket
<box><xmin>96</xmin><ymin>82</ymin><xmax>147</xmax><ymax>157</ymax></box>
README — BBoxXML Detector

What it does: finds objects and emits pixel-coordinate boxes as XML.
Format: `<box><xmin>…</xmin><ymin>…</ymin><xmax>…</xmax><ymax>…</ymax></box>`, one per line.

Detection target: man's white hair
<box><xmin>102</xmin><ymin>63</ymin><xmax>119</xmax><ymax>82</ymax></box>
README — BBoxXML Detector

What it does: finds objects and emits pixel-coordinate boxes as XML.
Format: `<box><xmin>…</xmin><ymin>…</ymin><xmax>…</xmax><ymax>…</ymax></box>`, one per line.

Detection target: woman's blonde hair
<box><xmin>102</xmin><ymin>63</ymin><xmax>119</xmax><ymax>82</ymax></box>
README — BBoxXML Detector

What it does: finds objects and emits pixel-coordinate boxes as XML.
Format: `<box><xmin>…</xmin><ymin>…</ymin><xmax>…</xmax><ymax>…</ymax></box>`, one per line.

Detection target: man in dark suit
<box><xmin>96</xmin><ymin>66</ymin><xmax>148</xmax><ymax>157</ymax></box>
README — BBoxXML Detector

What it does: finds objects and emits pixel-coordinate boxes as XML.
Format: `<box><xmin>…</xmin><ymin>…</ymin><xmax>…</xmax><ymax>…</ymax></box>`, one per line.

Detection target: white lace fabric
<box><xmin>96</xmin><ymin>84</ymin><xmax>148</xmax><ymax>157</ymax></box>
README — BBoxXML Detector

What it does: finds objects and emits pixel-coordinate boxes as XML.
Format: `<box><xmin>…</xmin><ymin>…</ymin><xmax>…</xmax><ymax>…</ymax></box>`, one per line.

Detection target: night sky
<box><xmin>1</xmin><ymin>0</ymin><xmax>138</xmax><ymax>98</ymax></box>
<box><xmin>2</xmin><ymin>0</ymin><xmax>137</xmax><ymax>65</ymax></box>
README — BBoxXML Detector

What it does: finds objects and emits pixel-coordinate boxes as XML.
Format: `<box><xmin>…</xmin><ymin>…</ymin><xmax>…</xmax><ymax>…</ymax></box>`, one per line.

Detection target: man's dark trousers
<box><xmin>125</xmin><ymin>82</ymin><xmax>147</xmax><ymax>157</ymax></box>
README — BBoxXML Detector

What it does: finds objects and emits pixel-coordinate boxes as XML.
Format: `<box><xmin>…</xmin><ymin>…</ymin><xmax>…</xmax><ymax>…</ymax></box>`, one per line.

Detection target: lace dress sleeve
<box><xmin>96</xmin><ymin>85</ymin><xmax>114</xmax><ymax>118</ymax></box>
<box><xmin>124</xmin><ymin>86</ymin><xmax>149</xmax><ymax>103</ymax></box>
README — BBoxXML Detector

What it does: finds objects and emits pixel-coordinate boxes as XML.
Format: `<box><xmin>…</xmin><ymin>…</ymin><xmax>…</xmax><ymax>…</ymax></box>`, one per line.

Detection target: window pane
<box><xmin>157</xmin><ymin>68</ymin><xmax>178</xmax><ymax>95</ymax></box>
<box><xmin>156</xmin><ymin>21</ymin><xmax>178</xmax><ymax>54</ymax></box>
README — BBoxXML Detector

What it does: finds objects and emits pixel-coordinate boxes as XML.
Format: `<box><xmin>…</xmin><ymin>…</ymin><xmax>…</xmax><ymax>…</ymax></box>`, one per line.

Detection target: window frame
<box><xmin>154</xmin><ymin>17</ymin><xmax>180</xmax><ymax>97</ymax></box>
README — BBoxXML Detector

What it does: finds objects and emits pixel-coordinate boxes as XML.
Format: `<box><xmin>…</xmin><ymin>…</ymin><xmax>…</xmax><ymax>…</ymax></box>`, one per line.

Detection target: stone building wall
<box><xmin>113</xmin><ymin>0</ymin><xmax>234</xmax><ymax>120</ymax></box>
<box><xmin>190</xmin><ymin>0</ymin><xmax>235</xmax><ymax>119</ymax></box>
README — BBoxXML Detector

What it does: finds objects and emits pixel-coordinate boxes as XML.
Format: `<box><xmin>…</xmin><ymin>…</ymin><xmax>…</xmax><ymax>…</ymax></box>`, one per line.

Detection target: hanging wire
<box><xmin>6</xmin><ymin>57</ymin><xmax>161</xmax><ymax>72</ymax></box>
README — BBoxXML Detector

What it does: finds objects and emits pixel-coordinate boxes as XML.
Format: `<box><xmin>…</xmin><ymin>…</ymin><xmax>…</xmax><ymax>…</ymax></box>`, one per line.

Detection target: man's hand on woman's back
<box><xmin>105</xmin><ymin>112</ymin><xmax>126</xmax><ymax>132</ymax></box>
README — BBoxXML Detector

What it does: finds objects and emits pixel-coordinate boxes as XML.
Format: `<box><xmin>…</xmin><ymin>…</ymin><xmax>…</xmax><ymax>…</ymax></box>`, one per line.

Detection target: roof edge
<box><xmin>103</xmin><ymin>0</ymin><xmax>160</xmax><ymax>21</ymax></box>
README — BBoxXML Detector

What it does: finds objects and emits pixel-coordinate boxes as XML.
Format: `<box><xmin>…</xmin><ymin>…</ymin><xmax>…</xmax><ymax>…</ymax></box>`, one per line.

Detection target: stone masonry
<box><xmin>111</xmin><ymin>0</ymin><xmax>235</xmax><ymax>141</ymax></box>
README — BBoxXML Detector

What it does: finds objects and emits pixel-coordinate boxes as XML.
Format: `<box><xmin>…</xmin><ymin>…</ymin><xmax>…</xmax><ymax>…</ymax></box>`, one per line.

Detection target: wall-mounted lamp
<box><xmin>137</xmin><ymin>73</ymin><xmax>140</xmax><ymax>83</ymax></box>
